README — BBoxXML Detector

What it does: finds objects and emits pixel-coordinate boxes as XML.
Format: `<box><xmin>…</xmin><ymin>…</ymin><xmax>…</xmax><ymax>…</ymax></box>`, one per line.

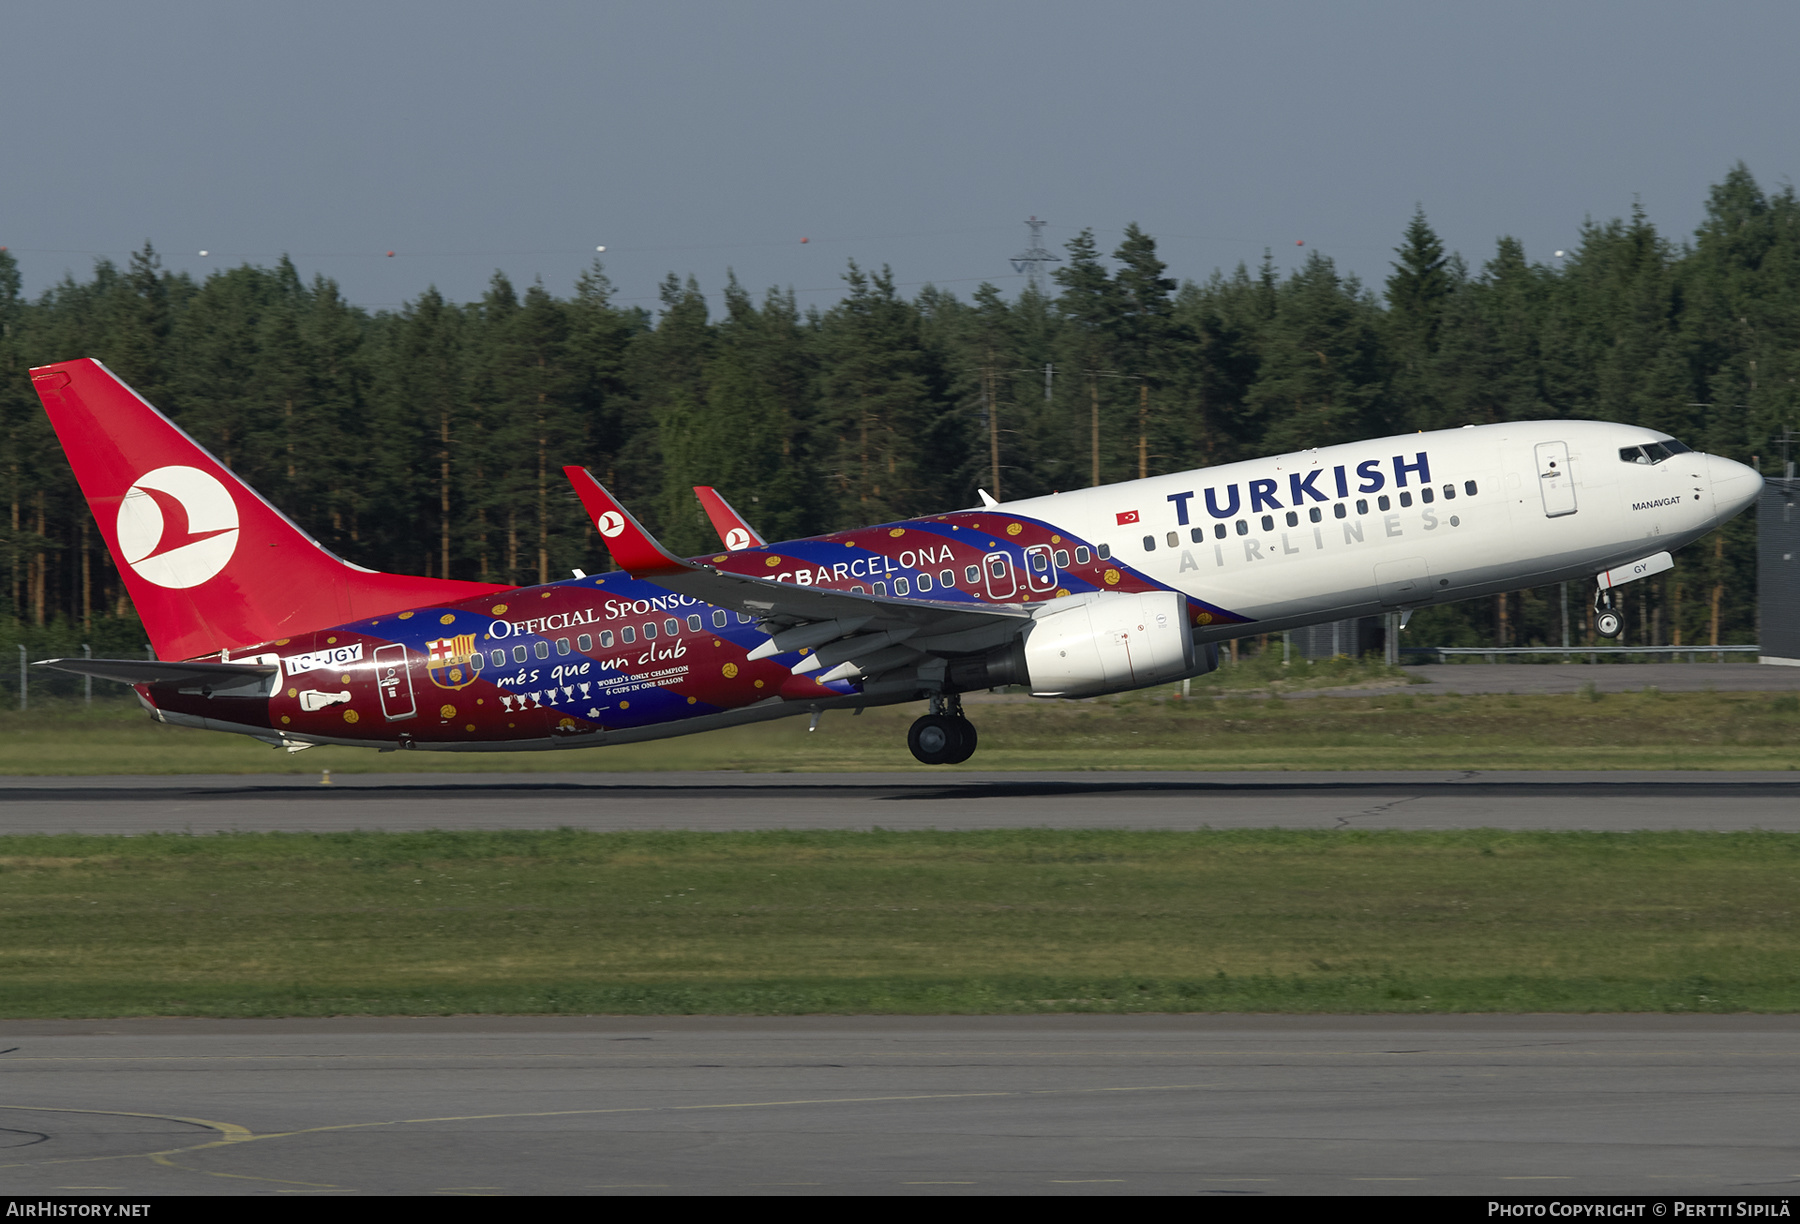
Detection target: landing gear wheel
<box><xmin>1596</xmin><ymin>611</ymin><xmax>1622</xmax><ymax>638</ymax></box>
<box><xmin>908</xmin><ymin>714</ymin><xmax>961</xmax><ymax>765</ymax></box>
<box><xmin>944</xmin><ymin>718</ymin><xmax>977</xmax><ymax>764</ymax></box>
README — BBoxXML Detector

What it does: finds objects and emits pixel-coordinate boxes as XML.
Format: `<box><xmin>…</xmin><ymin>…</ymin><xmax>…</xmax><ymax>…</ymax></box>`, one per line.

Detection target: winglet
<box><xmin>693</xmin><ymin>486</ymin><xmax>767</xmax><ymax>550</ymax></box>
<box><xmin>563</xmin><ymin>466</ymin><xmax>695</xmax><ymax>577</ymax></box>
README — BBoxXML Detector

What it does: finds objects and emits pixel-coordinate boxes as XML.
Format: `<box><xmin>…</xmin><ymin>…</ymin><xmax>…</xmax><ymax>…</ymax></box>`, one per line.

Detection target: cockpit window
<box><xmin>1620</xmin><ymin>439</ymin><xmax>1692</xmax><ymax>465</ymax></box>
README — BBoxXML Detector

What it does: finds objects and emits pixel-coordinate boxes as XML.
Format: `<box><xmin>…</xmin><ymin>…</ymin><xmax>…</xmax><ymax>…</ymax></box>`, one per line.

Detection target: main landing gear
<box><xmin>1594</xmin><ymin>585</ymin><xmax>1622</xmax><ymax>638</ymax></box>
<box><xmin>908</xmin><ymin>693</ymin><xmax>977</xmax><ymax>765</ymax></box>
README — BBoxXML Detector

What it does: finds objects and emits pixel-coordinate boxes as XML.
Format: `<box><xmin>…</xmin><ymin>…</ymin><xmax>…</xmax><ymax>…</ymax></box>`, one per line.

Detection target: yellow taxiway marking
<box><xmin>2</xmin><ymin>1082</ymin><xmax>1212</xmax><ymax>1190</ymax></box>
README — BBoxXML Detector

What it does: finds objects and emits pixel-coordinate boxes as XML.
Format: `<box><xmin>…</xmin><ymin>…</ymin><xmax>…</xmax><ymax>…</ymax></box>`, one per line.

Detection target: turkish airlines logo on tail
<box><xmin>115</xmin><ymin>465</ymin><xmax>240</xmax><ymax>589</ymax></box>
<box><xmin>597</xmin><ymin>511</ymin><xmax>625</xmax><ymax>538</ymax></box>
<box><xmin>724</xmin><ymin>527</ymin><xmax>752</xmax><ymax>551</ymax></box>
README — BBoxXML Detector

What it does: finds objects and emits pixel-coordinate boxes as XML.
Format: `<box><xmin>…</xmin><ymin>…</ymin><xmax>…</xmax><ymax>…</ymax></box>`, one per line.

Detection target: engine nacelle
<box><xmin>1019</xmin><ymin>590</ymin><xmax>1203</xmax><ymax>698</ymax></box>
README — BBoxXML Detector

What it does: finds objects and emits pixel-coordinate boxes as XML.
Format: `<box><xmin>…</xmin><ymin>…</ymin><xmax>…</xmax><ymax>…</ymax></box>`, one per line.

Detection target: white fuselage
<box><xmin>998</xmin><ymin>421</ymin><xmax>1762</xmax><ymax>639</ymax></box>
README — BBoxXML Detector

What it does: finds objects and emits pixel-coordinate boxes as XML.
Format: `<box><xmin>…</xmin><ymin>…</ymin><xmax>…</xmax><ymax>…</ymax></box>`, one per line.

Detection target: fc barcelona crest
<box><xmin>426</xmin><ymin>634</ymin><xmax>478</xmax><ymax>690</ymax></box>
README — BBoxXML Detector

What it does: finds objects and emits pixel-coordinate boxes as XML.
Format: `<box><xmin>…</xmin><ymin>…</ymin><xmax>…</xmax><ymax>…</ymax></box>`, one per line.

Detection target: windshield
<box><xmin>1619</xmin><ymin>439</ymin><xmax>1693</xmax><ymax>465</ymax></box>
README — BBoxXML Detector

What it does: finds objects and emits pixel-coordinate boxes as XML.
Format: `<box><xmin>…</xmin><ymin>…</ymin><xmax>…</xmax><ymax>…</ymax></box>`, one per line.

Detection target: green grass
<box><xmin>5</xmin><ymin>681</ymin><xmax>1798</xmax><ymax>773</ymax></box>
<box><xmin>2</xmin><ymin>828</ymin><xmax>1799</xmax><ymax>1016</ymax></box>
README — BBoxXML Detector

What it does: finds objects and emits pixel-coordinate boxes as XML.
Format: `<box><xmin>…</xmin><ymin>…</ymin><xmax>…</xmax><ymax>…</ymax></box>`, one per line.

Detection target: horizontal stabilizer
<box><xmin>34</xmin><ymin>657</ymin><xmax>277</xmax><ymax>687</ymax></box>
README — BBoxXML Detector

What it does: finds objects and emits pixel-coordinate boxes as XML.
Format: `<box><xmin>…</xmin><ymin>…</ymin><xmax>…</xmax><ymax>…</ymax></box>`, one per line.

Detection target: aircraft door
<box><xmin>983</xmin><ymin>550</ymin><xmax>1019</xmax><ymax>600</ymax></box>
<box><xmin>1022</xmin><ymin>543</ymin><xmax>1058</xmax><ymax>593</ymax></box>
<box><xmin>1535</xmin><ymin>441</ymin><xmax>1577</xmax><ymax>518</ymax></box>
<box><xmin>373</xmin><ymin>643</ymin><xmax>418</xmax><ymax>721</ymax></box>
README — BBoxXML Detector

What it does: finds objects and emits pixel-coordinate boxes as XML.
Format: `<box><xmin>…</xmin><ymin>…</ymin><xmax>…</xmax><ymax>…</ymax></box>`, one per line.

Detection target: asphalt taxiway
<box><xmin>3</xmin><ymin>1015</ymin><xmax>1797</xmax><ymax>1196</ymax></box>
<box><xmin>1</xmin><ymin>769</ymin><xmax>1797</xmax><ymax>834</ymax></box>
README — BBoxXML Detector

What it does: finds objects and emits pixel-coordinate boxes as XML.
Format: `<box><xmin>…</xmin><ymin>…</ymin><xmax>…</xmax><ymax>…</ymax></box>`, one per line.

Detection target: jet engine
<box><xmin>945</xmin><ymin>590</ymin><xmax>1213</xmax><ymax>698</ymax></box>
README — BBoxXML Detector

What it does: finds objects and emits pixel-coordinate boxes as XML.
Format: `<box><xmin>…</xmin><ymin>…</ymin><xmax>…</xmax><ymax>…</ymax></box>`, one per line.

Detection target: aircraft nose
<box><xmin>1706</xmin><ymin>454</ymin><xmax>1764</xmax><ymax>524</ymax></box>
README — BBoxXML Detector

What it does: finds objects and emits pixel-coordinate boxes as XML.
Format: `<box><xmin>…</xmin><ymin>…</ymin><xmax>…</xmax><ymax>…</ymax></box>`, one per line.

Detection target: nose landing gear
<box><xmin>907</xmin><ymin>693</ymin><xmax>977</xmax><ymax>765</ymax></box>
<box><xmin>1594</xmin><ymin>585</ymin><xmax>1622</xmax><ymax>639</ymax></box>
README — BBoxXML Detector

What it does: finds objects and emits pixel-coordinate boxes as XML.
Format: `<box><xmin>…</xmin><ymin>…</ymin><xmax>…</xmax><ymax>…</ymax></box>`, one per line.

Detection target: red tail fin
<box><xmin>31</xmin><ymin>359</ymin><xmax>508</xmax><ymax>662</ymax></box>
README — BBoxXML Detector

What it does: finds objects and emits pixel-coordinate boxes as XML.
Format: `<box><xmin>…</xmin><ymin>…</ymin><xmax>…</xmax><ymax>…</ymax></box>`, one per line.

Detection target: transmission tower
<box><xmin>1010</xmin><ymin>215</ymin><xmax>1061</xmax><ymax>295</ymax></box>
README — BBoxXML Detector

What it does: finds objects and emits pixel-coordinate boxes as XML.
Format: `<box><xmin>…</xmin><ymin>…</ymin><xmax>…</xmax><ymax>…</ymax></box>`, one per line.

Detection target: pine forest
<box><xmin>3</xmin><ymin>165</ymin><xmax>1795</xmax><ymax>674</ymax></box>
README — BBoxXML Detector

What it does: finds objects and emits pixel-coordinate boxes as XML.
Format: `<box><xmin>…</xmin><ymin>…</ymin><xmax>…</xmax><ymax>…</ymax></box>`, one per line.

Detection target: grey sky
<box><xmin>4</xmin><ymin>1</ymin><xmax>1795</xmax><ymax>318</ymax></box>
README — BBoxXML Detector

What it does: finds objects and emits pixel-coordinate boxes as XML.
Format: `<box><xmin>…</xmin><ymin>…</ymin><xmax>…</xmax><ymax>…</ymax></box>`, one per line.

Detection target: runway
<box><xmin>7</xmin><ymin>769</ymin><xmax>1795</xmax><ymax>1198</ymax></box>
<box><xmin>2</xmin><ymin>1015</ymin><xmax>1797</xmax><ymax>1196</ymax></box>
<box><xmin>2</xmin><ymin>770</ymin><xmax>1798</xmax><ymax>834</ymax></box>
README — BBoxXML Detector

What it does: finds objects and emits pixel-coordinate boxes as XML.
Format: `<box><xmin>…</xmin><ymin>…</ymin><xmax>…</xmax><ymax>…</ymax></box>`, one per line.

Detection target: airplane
<box><xmin>29</xmin><ymin>357</ymin><xmax>1764</xmax><ymax>764</ymax></box>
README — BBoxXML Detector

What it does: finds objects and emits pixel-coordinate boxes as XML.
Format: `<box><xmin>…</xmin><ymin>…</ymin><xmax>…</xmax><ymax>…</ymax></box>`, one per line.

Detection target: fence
<box><xmin>1400</xmin><ymin>645</ymin><xmax>1762</xmax><ymax>664</ymax></box>
<box><xmin>2</xmin><ymin>641</ymin><xmax>155</xmax><ymax>709</ymax></box>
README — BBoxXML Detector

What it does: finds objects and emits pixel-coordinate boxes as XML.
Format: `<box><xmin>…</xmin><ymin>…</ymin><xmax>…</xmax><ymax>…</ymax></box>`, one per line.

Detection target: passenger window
<box><xmin>1235</xmin><ymin>519</ymin><xmax>1248</xmax><ymax>536</ymax></box>
<box><xmin>513</xmin><ymin>645</ymin><xmax>528</xmax><ymax>663</ymax></box>
<box><xmin>1033</xmin><ymin>551</ymin><xmax>1050</xmax><ymax>570</ymax></box>
<box><xmin>1421</xmin><ymin>487</ymin><xmax>1434</xmax><ymax>504</ymax></box>
<box><xmin>534</xmin><ymin>641</ymin><xmax>549</xmax><ymax>659</ymax></box>
<box><xmin>1213</xmin><ymin>524</ymin><xmax>1226</xmax><ymax>539</ymax></box>
<box><xmin>989</xmin><ymin>556</ymin><xmax>1007</xmax><ymax>577</ymax></box>
<box><xmin>1378</xmin><ymin>495</ymin><xmax>1392</xmax><ymax>511</ymax></box>
<box><xmin>1399</xmin><ymin>492</ymin><xmax>1413</xmax><ymax>508</ymax></box>
<box><xmin>1443</xmin><ymin>484</ymin><xmax>1456</xmax><ymax>500</ymax></box>
<box><xmin>1309</xmin><ymin>506</ymin><xmax>1322</xmax><ymax>523</ymax></box>
<box><xmin>1464</xmin><ymin>480</ymin><xmax>1478</xmax><ymax>496</ymax></box>
<box><xmin>1073</xmin><ymin>547</ymin><xmax>1090</xmax><ymax>564</ymax></box>
<box><xmin>894</xmin><ymin>577</ymin><xmax>910</xmax><ymax>595</ymax></box>
<box><xmin>1054</xmin><ymin>550</ymin><xmax>1070</xmax><ymax>567</ymax></box>
<box><xmin>965</xmin><ymin>565</ymin><xmax>980</xmax><ymax>582</ymax></box>
<box><xmin>1285</xmin><ymin>511</ymin><xmax>1298</xmax><ymax>527</ymax></box>
<box><xmin>491</xmin><ymin>649</ymin><xmax>506</xmax><ymax>667</ymax></box>
<box><xmin>1165</xmin><ymin>532</ymin><xmax>1178</xmax><ymax>548</ymax></box>
<box><xmin>874</xmin><ymin>582</ymin><xmax>887</xmax><ymax>595</ymax></box>
<box><xmin>940</xmin><ymin>569</ymin><xmax>956</xmax><ymax>586</ymax></box>
<box><xmin>737</xmin><ymin>611</ymin><xmax>752</xmax><ymax>623</ymax></box>
<box><xmin>1143</xmin><ymin>535</ymin><xmax>1156</xmax><ymax>552</ymax></box>
<box><xmin>666</xmin><ymin>618</ymin><xmax>680</xmax><ymax>636</ymax></box>
<box><xmin>1097</xmin><ymin>543</ymin><xmax>1112</xmax><ymax>560</ymax></box>
<box><xmin>556</xmin><ymin>637</ymin><xmax>571</xmax><ymax>655</ymax></box>
<box><xmin>643</xmin><ymin>622</ymin><xmax>657</xmax><ymax>640</ymax></box>
<box><xmin>1189</xmin><ymin>529</ymin><xmax>1203</xmax><ymax>544</ymax></box>
<box><xmin>1356</xmin><ymin>499</ymin><xmax>1369</xmax><ymax>514</ymax></box>
<box><xmin>687</xmin><ymin>614</ymin><xmax>702</xmax><ymax>632</ymax></box>
<box><xmin>599</xmin><ymin>630</ymin><xmax>614</xmax><ymax>648</ymax></box>
<box><xmin>1333</xmin><ymin>503</ymin><xmax>1346</xmax><ymax>520</ymax></box>
<box><xmin>1260</xmin><ymin>515</ymin><xmax>1274</xmax><ymax>532</ymax></box>
<box><xmin>621</xmin><ymin>626</ymin><xmax>635</xmax><ymax>644</ymax></box>
<box><xmin>852</xmin><ymin>584</ymin><xmax>866</xmax><ymax>593</ymax></box>
<box><xmin>918</xmin><ymin>573</ymin><xmax>933</xmax><ymax>592</ymax></box>
<box><xmin>578</xmin><ymin>634</ymin><xmax>592</xmax><ymax>651</ymax></box>
<box><xmin>712</xmin><ymin>609</ymin><xmax>727</xmax><ymax>628</ymax></box>
<box><xmin>470</xmin><ymin>652</ymin><xmax>484</xmax><ymax>672</ymax></box>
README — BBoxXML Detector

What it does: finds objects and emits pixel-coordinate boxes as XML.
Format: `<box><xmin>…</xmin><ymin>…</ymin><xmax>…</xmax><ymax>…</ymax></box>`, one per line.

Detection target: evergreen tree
<box><xmin>816</xmin><ymin>263</ymin><xmax>949</xmax><ymax>523</ymax></box>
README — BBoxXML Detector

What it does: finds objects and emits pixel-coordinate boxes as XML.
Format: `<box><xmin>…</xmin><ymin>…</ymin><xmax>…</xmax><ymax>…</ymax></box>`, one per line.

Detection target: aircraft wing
<box><xmin>693</xmin><ymin>486</ymin><xmax>767</xmax><ymax>550</ymax></box>
<box><xmin>565</xmin><ymin>467</ymin><xmax>1031</xmax><ymax>682</ymax></box>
